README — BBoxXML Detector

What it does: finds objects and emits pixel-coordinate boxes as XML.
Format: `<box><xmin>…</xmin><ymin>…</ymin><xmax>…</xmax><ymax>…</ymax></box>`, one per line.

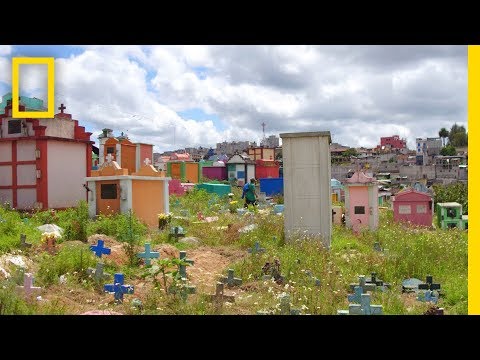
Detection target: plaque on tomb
<box><xmin>101</xmin><ymin>184</ymin><xmax>117</xmax><ymax>199</ymax></box>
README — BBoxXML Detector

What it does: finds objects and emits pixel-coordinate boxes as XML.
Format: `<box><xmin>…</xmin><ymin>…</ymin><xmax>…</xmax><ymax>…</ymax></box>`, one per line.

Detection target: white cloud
<box><xmin>0</xmin><ymin>45</ymin><xmax>467</xmax><ymax>152</ymax></box>
<box><xmin>0</xmin><ymin>46</ymin><xmax>11</xmax><ymax>56</ymax></box>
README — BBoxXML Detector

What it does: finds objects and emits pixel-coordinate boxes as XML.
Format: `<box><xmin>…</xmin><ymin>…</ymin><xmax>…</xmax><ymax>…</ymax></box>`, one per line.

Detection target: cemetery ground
<box><xmin>0</xmin><ymin>188</ymin><xmax>467</xmax><ymax>315</ymax></box>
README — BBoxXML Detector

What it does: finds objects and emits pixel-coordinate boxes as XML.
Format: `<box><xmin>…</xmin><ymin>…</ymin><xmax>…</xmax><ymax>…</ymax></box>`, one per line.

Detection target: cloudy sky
<box><xmin>0</xmin><ymin>45</ymin><xmax>467</xmax><ymax>152</ymax></box>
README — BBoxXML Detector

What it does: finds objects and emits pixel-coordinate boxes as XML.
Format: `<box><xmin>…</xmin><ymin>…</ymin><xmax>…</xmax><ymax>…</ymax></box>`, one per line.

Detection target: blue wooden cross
<box><xmin>137</xmin><ymin>243</ymin><xmax>160</xmax><ymax>266</ymax></box>
<box><xmin>338</xmin><ymin>293</ymin><xmax>383</xmax><ymax>315</ymax></box>
<box><xmin>248</xmin><ymin>241</ymin><xmax>265</xmax><ymax>254</ymax></box>
<box><xmin>347</xmin><ymin>285</ymin><xmax>363</xmax><ymax>303</ymax></box>
<box><xmin>104</xmin><ymin>273</ymin><xmax>134</xmax><ymax>302</ymax></box>
<box><xmin>417</xmin><ymin>290</ymin><xmax>439</xmax><ymax>304</ymax></box>
<box><xmin>179</xmin><ymin>251</ymin><xmax>194</xmax><ymax>279</ymax></box>
<box><xmin>90</xmin><ymin>239</ymin><xmax>111</xmax><ymax>258</ymax></box>
<box><xmin>220</xmin><ymin>269</ymin><xmax>242</xmax><ymax>287</ymax></box>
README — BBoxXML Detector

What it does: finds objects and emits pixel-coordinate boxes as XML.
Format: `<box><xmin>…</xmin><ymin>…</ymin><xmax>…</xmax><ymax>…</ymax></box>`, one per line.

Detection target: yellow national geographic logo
<box><xmin>11</xmin><ymin>57</ymin><xmax>55</xmax><ymax>118</ymax></box>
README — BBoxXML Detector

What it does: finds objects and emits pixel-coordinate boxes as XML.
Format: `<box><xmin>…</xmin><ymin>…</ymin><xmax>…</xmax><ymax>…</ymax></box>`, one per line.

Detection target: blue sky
<box><xmin>0</xmin><ymin>45</ymin><xmax>468</xmax><ymax>152</ymax></box>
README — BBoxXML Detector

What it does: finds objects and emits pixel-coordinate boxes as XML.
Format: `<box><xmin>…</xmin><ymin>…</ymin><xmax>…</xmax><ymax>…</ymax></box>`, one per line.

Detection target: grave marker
<box><xmin>417</xmin><ymin>290</ymin><xmax>439</xmax><ymax>304</ymax></box>
<box><xmin>338</xmin><ymin>293</ymin><xmax>383</xmax><ymax>315</ymax></box>
<box><xmin>104</xmin><ymin>273</ymin><xmax>134</xmax><ymax>302</ymax></box>
<box><xmin>418</xmin><ymin>275</ymin><xmax>441</xmax><ymax>291</ymax></box>
<box><xmin>169</xmin><ymin>226</ymin><xmax>186</xmax><ymax>242</ymax></box>
<box><xmin>248</xmin><ymin>241</ymin><xmax>265</xmax><ymax>254</ymax></box>
<box><xmin>87</xmin><ymin>262</ymin><xmax>110</xmax><ymax>282</ymax></box>
<box><xmin>365</xmin><ymin>272</ymin><xmax>391</xmax><ymax>290</ymax></box>
<box><xmin>220</xmin><ymin>269</ymin><xmax>242</xmax><ymax>288</ymax></box>
<box><xmin>347</xmin><ymin>286</ymin><xmax>363</xmax><ymax>303</ymax></box>
<box><xmin>17</xmin><ymin>273</ymin><xmax>41</xmax><ymax>299</ymax></box>
<box><xmin>137</xmin><ymin>243</ymin><xmax>160</xmax><ymax>266</ymax></box>
<box><xmin>279</xmin><ymin>293</ymin><xmax>301</xmax><ymax>315</ymax></box>
<box><xmin>402</xmin><ymin>278</ymin><xmax>424</xmax><ymax>293</ymax></box>
<box><xmin>20</xmin><ymin>234</ymin><xmax>32</xmax><ymax>248</ymax></box>
<box><xmin>178</xmin><ymin>251</ymin><xmax>194</xmax><ymax>279</ymax></box>
<box><xmin>169</xmin><ymin>278</ymin><xmax>196</xmax><ymax>301</ymax></box>
<box><xmin>208</xmin><ymin>282</ymin><xmax>235</xmax><ymax>304</ymax></box>
<box><xmin>90</xmin><ymin>239</ymin><xmax>111</xmax><ymax>258</ymax></box>
<box><xmin>304</xmin><ymin>270</ymin><xmax>321</xmax><ymax>286</ymax></box>
<box><xmin>349</xmin><ymin>275</ymin><xmax>376</xmax><ymax>292</ymax></box>
<box><xmin>373</xmin><ymin>242</ymin><xmax>382</xmax><ymax>252</ymax></box>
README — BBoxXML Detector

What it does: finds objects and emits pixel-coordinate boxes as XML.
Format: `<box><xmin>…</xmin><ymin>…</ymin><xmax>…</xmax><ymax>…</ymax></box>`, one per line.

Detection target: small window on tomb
<box><xmin>106</xmin><ymin>147</ymin><xmax>115</xmax><ymax>154</ymax></box>
<box><xmin>446</xmin><ymin>208</ymin><xmax>456</xmax><ymax>218</ymax></box>
<box><xmin>354</xmin><ymin>206</ymin><xmax>365</xmax><ymax>214</ymax></box>
<box><xmin>101</xmin><ymin>184</ymin><xmax>117</xmax><ymax>199</ymax></box>
<box><xmin>416</xmin><ymin>204</ymin><xmax>427</xmax><ymax>214</ymax></box>
<box><xmin>8</xmin><ymin>120</ymin><xmax>22</xmax><ymax>134</ymax></box>
<box><xmin>398</xmin><ymin>205</ymin><xmax>411</xmax><ymax>214</ymax></box>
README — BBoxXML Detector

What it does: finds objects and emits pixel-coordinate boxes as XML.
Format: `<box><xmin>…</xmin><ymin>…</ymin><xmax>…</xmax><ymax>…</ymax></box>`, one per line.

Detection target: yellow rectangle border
<box><xmin>11</xmin><ymin>57</ymin><xmax>55</xmax><ymax>118</ymax></box>
<box><xmin>468</xmin><ymin>45</ymin><xmax>479</xmax><ymax>314</ymax></box>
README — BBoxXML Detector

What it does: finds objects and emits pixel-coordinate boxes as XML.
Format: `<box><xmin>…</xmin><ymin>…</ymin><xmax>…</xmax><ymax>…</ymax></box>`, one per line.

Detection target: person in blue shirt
<box><xmin>242</xmin><ymin>178</ymin><xmax>258</xmax><ymax>208</ymax></box>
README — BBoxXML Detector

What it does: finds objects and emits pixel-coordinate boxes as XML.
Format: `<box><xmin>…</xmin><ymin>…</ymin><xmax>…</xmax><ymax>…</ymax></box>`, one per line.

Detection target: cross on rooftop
<box><xmin>58</xmin><ymin>103</ymin><xmax>66</xmax><ymax>113</ymax></box>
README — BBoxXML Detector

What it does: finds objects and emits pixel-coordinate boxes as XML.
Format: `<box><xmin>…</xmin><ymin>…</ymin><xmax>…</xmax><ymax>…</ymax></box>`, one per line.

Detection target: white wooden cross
<box><xmin>144</xmin><ymin>158</ymin><xmax>151</xmax><ymax>166</ymax></box>
<box><xmin>106</xmin><ymin>153</ymin><xmax>114</xmax><ymax>163</ymax></box>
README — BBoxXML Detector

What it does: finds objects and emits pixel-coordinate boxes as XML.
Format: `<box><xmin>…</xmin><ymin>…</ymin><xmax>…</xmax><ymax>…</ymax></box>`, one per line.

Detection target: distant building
<box><xmin>416</xmin><ymin>138</ymin><xmax>428</xmax><ymax>165</ymax></box>
<box><xmin>434</xmin><ymin>155</ymin><xmax>465</xmax><ymax>180</ymax></box>
<box><xmin>260</xmin><ymin>135</ymin><xmax>280</xmax><ymax>148</ymax></box>
<box><xmin>216</xmin><ymin>140</ymin><xmax>255</xmax><ymax>156</ymax></box>
<box><xmin>380</xmin><ymin>135</ymin><xmax>406</xmax><ymax>150</ymax></box>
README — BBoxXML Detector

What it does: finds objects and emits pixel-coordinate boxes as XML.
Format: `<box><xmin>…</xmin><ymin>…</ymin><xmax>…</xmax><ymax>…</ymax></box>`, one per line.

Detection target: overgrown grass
<box><xmin>0</xmin><ymin>188</ymin><xmax>469</xmax><ymax>315</ymax></box>
<box><xmin>36</xmin><ymin>242</ymin><xmax>97</xmax><ymax>287</ymax></box>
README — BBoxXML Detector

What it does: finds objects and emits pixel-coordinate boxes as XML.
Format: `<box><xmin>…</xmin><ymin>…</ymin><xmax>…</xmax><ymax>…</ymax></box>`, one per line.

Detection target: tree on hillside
<box><xmin>448</xmin><ymin>123</ymin><xmax>468</xmax><ymax>147</ymax></box>
<box><xmin>440</xmin><ymin>144</ymin><xmax>456</xmax><ymax>156</ymax></box>
<box><xmin>343</xmin><ymin>148</ymin><xmax>358</xmax><ymax>158</ymax></box>
<box><xmin>439</xmin><ymin>127</ymin><xmax>449</xmax><ymax>146</ymax></box>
